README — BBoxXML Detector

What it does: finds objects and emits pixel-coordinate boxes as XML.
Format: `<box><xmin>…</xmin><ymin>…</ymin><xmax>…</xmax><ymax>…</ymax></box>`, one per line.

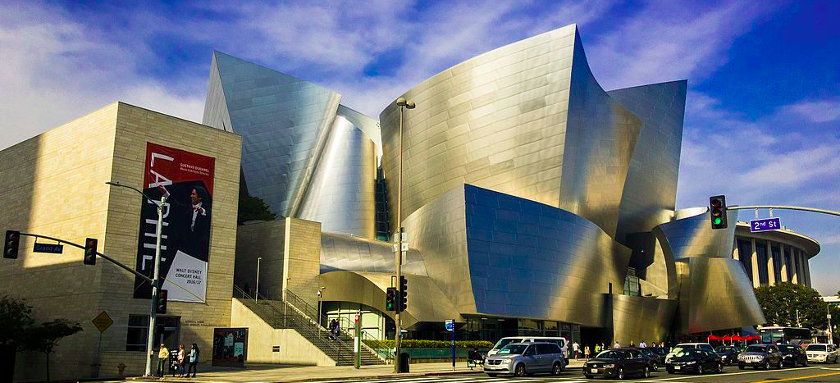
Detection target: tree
<box><xmin>0</xmin><ymin>295</ymin><xmax>34</xmax><ymax>382</ymax></box>
<box><xmin>237</xmin><ymin>186</ymin><xmax>276</xmax><ymax>224</ymax></box>
<box><xmin>0</xmin><ymin>296</ymin><xmax>82</xmax><ymax>382</ymax></box>
<box><xmin>26</xmin><ymin>319</ymin><xmax>82</xmax><ymax>382</ymax></box>
<box><xmin>754</xmin><ymin>283</ymin><xmax>828</xmax><ymax>329</ymax></box>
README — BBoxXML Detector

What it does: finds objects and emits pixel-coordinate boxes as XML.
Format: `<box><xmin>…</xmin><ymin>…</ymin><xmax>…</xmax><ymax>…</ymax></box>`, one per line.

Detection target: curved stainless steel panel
<box><xmin>320</xmin><ymin>232</ymin><xmax>427</xmax><ymax>276</ymax></box>
<box><xmin>608</xmin><ymin>81</ymin><xmax>687</xmax><ymax>242</ymax></box>
<box><xmin>203</xmin><ymin>51</ymin><xmax>341</xmax><ymax>217</ymax></box>
<box><xmin>402</xmin><ymin>184</ymin><xmax>631</xmax><ymax>327</ymax></box>
<box><xmin>655</xmin><ymin>207</ymin><xmax>738</xmax><ymax>259</ymax></box>
<box><xmin>319</xmin><ymin>271</ymin><xmax>464</xmax><ymax>328</ymax></box>
<box><xmin>612</xmin><ymin>295</ymin><xmax>677</xmax><ymax>345</ymax></box>
<box><xmin>676</xmin><ymin>257</ymin><xmax>766</xmax><ymax>332</ymax></box>
<box><xmin>380</xmin><ymin>25</ymin><xmax>647</xmax><ymax>238</ymax></box>
<box><xmin>380</xmin><ymin>25</ymin><xmax>579</xmax><ymax>229</ymax></box>
<box><xmin>298</xmin><ymin>116</ymin><xmax>376</xmax><ymax>238</ymax></box>
<box><xmin>558</xmin><ymin>34</ymin><xmax>641</xmax><ymax>236</ymax></box>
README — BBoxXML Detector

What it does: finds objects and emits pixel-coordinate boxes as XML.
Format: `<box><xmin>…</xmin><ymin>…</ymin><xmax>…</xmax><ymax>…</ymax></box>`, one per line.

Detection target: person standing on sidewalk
<box><xmin>157</xmin><ymin>344</ymin><xmax>169</xmax><ymax>377</ymax></box>
<box><xmin>572</xmin><ymin>341</ymin><xmax>580</xmax><ymax>359</ymax></box>
<box><xmin>176</xmin><ymin>344</ymin><xmax>186</xmax><ymax>377</ymax></box>
<box><xmin>188</xmin><ymin>343</ymin><xmax>200</xmax><ymax>377</ymax></box>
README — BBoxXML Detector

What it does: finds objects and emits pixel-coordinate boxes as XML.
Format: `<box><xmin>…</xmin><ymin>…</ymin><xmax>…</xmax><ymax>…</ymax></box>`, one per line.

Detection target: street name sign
<box><xmin>33</xmin><ymin>243</ymin><xmax>63</xmax><ymax>254</ymax></box>
<box><xmin>750</xmin><ymin>217</ymin><xmax>781</xmax><ymax>233</ymax></box>
<box><xmin>445</xmin><ymin>319</ymin><xmax>454</xmax><ymax>331</ymax></box>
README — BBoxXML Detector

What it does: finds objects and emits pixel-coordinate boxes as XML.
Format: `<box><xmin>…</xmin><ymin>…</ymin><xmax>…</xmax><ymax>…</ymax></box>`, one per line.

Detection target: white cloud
<box><xmin>783</xmin><ymin>99</ymin><xmax>840</xmax><ymax>123</ymax></box>
<box><xmin>587</xmin><ymin>2</ymin><xmax>779</xmax><ymax>90</ymax></box>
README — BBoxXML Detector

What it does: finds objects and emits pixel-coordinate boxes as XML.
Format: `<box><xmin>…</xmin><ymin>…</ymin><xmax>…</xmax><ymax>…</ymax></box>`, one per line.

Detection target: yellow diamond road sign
<box><xmin>92</xmin><ymin>311</ymin><xmax>113</xmax><ymax>333</ymax></box>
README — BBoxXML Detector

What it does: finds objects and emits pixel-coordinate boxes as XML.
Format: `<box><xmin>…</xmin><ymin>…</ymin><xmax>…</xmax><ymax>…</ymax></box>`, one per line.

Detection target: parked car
<box><xmin>665</xmin><ymin>343</ymin><xmax>715</xmax><ymax>363</ymax></box>
<box><xmin>665</xmin><ymin>348</ymin><xmax>723</xmax><ymax>374</ymax></box>
<box><xmin>484</xmin><ymin>342</ymin><xmax>567</xmax><ymax>377</ymax></box>
<box><xmin>583</xmin><ymin>349</ymin><xmax>652</xmax><ymax>379</ymax></box>
<box><xmin>778</xmin><ymin>344</ymin><xmax>808</xmax><ymax>367</ymax></box>
<box><xmin>630</xmin><ymin>348</ymin><xmax>661</xmax><ymax>371</ymax></box>
<box><xmin>487</xmin><ymin>336</ymin><xmax>568</xmax><ymax>358</ymax></box>
<box><xmin>738</xmin><ymin>344</ymin><xmax>783</xmax><ymax>369</ymax></box>
<box><xmin>650</xmin><ymin>347</ymin><xmax>669</xmax><ymax>361</ymax></box>
<box><xmin>805</xmin><ymin>343</ymin><xmax>839</xmax><ymax>364</ymax></box>
<box><xmin>715</xmin><ymin>345</ymin><xmax>740</xmax><ymax>365</ymax></box>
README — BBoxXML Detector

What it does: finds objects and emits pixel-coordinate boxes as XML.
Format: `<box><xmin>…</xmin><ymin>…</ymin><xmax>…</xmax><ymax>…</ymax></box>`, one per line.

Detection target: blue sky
<box><xmin>0</xmin><ymin>1</ymin><xmax>837</xmax><ymax>294</ymax></box>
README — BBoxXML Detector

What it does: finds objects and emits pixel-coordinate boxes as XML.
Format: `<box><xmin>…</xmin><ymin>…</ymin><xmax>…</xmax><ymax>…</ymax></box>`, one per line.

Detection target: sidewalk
<box><xmin>133</xmin><ymin>359</ymin><xmax>588</xmax><ymax>383</ymax></box>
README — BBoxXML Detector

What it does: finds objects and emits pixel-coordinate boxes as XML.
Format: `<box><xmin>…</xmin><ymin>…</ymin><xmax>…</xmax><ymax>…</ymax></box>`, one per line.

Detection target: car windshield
<box><xmin>499</xmin><ymin>344</ymin><xmax>528</xmax><ymax>355</ymax></box>
<box><xmin>675</xmin><ymin>349</ymin><xmax>702</xmax><ymax>357</ymax></box>
<box><xmin>639</xmin><ymin>349</ymin><xmax>653</xmax><ymax>356</ymax></box>
<box><xmin>806</xmin><ymin>345</ymin><xmax>827</xmax><ymax>352</ymax></box>
<box><xmin>671</xmin><ymin>345</ymin><xmax>695</xmax><ymax>354</ymax></box>
<box><xmin>493</xmin><ymin>338</ymin><xmax>520</xmax><ymax>350</ymax></box>
<box><xmin>596</xmin><ymin>350</ymin><xmax>622</xmax><ymax>359</ymax></box>
<box><xmin>715</xmin><ymin>347</ymin><xmax>732</xmax><ymax>353</ymax></box>
<box><xmin>745</xmin><ymin>346</ymin><xmax>767</xmax><ymax>353</ymax></box>
<box><xmin>652</xmin><ymin>348</ymin><xmax>668</xmax><ymax>355</ymax></box>
<box><xmin>778</xmin><ymin>345</ymin><xmax>795</xmax><ymax>352</ymax></box>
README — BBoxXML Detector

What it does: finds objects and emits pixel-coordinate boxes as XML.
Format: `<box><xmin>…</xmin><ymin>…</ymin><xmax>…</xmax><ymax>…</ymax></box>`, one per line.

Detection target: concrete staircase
<box><xmin>234</xmin><ymin>288</ymin><xmax>386</xmax><ymax>366</ymax></box>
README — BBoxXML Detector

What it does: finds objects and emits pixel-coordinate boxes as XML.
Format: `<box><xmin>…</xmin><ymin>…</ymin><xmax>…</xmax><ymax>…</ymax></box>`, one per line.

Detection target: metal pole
<box><xmin>394</xmin><ymin>103</ymin><xmax>404</xmax><ymax>373</ymax></box>
<box><xmin>145</xmin><ymin>195</ymin><xmax>165</xmax><ymax>377</ymax></box>
<box><xmin>728</xmin><ymin>205</ymin><xmax>840</xmax><ymax>217</ymax></box>
<box><xmin>256</xmin><ymin>257</ymin><xmax>261</xmax><ymax>302</ymax></box>
<box><xmin>318</xmin><ymin>290</ymin><xmax>323</xmax><ymax>329</ymax></box>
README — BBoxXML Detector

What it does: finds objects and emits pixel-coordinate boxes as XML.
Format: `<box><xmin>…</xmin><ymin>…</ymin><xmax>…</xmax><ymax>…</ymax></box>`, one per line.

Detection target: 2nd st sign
<box><xmin>750</xmin><ymin>217</ymin><xmax>781</xmax><ymax>232</ymax></box>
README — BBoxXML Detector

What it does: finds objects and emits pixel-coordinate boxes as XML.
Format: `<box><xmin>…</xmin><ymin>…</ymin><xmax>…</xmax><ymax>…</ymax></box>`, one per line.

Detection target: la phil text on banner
<box><xmin>134</xmin><ymin>142</ymin><xmax>215</xmax><ymax>303</ymax></box>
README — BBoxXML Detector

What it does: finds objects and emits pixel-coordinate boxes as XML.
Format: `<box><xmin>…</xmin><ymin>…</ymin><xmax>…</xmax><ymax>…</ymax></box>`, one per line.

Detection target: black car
<box><xmin>666</xmin><ymin>349</ymin><xmax>723</xmax><ymax>374</ymax></box>
<box><xmin>738</xmin><ymin>344</ymin><xmax>783</xmax><ymax>370</ymax></box>
<box><xmin>584</xmin><ymin>349</ymin><xmax>652</xmax><ymax>379</ymax></box>
<box><xmin>778</xmin><ymin>344</ymin><xmax>808</xmax><ymax>367</ymax></box>
<box><xmin>633</xmin><ymin>348</ymin><xmax>661</xmax><ymax>371</ymax></box>
<box><xmin>715</xmin><ymin>345</ymin><xmax>740</xmax><ymax>365</ymax></box>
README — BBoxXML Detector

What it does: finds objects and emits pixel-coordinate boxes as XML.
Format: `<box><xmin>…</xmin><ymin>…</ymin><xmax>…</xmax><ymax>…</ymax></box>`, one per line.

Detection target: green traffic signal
<box><xmin>714</xmin><ymin>217</ymin><xmax>722</xmax><ymax>225</ymax></box>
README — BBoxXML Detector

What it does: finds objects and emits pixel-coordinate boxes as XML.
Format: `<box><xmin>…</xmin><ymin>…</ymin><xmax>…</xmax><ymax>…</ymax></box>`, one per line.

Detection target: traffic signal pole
<box><xmin>144</xmin><ymin>194</ymin><xmax>166</xmax><ymax>377</ymax></box>
<box><xmin>726</xmin><ymin>205</ymin><xmax>840</xmax><ymax>217</ymax></box>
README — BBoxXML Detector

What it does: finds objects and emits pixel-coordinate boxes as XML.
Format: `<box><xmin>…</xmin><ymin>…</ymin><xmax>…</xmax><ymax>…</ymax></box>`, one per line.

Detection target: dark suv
<box><xmin>715</xmin><ymin>345</ymin><xmax>740</xmax><ymax>365</ymax></box>
<box><xmin>738</xmin><ymin>344</ymin><xmax>783</xmax><ymax>370</ymax></box>
<box><xmin>778</xmin><ymin>344</ymin><xmax>808</xmax><ymax>367</ymax></box>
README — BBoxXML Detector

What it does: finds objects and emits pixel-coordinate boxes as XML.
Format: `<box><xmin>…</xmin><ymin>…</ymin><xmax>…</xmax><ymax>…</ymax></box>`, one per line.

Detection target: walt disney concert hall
<box><xmin>207</xmin><ymin>24</ymin><xmax>765</xmax><ymax>347</ymax></box>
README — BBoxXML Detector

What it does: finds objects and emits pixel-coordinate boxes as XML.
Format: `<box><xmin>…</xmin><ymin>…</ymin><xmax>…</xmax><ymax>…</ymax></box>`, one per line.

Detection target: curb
<box><xmin>127</xmin><ymin>366</ymin><xmax>585</xmax><ymax>383</ymax></box>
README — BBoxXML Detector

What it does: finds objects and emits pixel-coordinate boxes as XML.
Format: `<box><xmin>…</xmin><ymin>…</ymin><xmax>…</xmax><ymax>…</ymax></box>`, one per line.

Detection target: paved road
<box><xmin>307</xmin><ymin>366</ymin><xmax>840</xmax><ymax>383</ymax></box>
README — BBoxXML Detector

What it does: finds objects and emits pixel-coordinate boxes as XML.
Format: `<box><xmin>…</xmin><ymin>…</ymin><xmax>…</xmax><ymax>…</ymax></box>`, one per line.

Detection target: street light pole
<box><xmin>106</xmin><ymin>181</ymin><xmax>166</xmax><ymax>377</ymax></box>
<box><xmin>256</xmin><ymin>257</ymin><xmax>262</xmax><ymax>302</ymax></box>
<box><xmin>394</xmin><ymin>97</ymin><xmax>415</xmax><ymax>373</ymax></box>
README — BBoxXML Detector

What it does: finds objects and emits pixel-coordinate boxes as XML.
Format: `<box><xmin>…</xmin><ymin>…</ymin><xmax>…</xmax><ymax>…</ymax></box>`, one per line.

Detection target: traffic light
<box><xmin>709</xmin><ymin>195</ymin><xmax>728</xmax><ymax>229</ymax></box>
<box><xmin>83</xmin><ymin>238</ymin><xmax>98</xmax><ymax>265</ymax></box>
<box><xmin>385</xmin><ymin>287</ymin><xmax>397</xmax><ymax>311</ymax></box>
<box><xmin>398</xmin><ymin>276</ymin><xmax>408</xmax><ymax>313</ymax></box>
<box><xmin>156</xmin><ymin>289</ymin><xmax>168</xmax><ymax>314</ymax></box>
<box><xmin>4</xmin><ymin>230</ymin><xmax>20</xmax><ymax>259</ymax></box>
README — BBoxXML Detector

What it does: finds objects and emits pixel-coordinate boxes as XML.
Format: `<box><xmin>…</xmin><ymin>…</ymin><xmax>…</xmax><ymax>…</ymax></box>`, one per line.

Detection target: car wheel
<box><xmin>802</xmin><ymin>360</ymin><xmax>808</xmax><ymax>367</ymax></box>
<box><xmin>617</xmin><ymin>367</ymin><xmax>625</xmax><ymax>379</ymax></box>
<box><xmin>514</xmin><ymin>364</ymin><xmax>526</xmax><ymax>377</ymax></box>
<box><xmin>666</xmin><ymin>367</ymin><xmax>674</xmax><ymax>374</ymax></box>
<box><xmin>764</xmin><ymin>361</ymin><xmax>770</xmax><ymax>370</ymax></box>
<box><xmin>698</xmin><ymin>364</ymin><xmax>704</xmax><ymax>375</ymax></box>
<box><xmin>584</xmin><ymin>373</ymin><xmax>593</xmax><ymax>379</ymax></box>
<box><xmin>777</xmin><ymin>359</ymin><xmax>783</xmax><ymax>369</ymax></box>
<box><xmin>652</xmin><ymin>362</ymin><xmax>658</xmax><ymax>371</ymax></box>
<box><xmin>739</xmin><ymin>364</ymin><xmax>745</xmax><ymax>370</ymax></box>
<box><xmin>717</xmin><ymin>362</ymin><xmax>723</xmax><ymax>373</ymax></box>
<box><xmin>644</xmin><ymin>366</ymin><xmax>650</xmax><ymax>378</ymax></box>
<box><xmin>552</xmin><ymin>362</ymin><xmax>563</xmax><ymax>376</ymax></box>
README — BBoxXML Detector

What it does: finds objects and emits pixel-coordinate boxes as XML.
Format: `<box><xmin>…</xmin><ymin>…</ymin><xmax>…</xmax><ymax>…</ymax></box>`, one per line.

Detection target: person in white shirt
<box><xmin>614</xmin><ymin>341</ymin><xmax>621</xmax><ymax>349</ymax></box>
<box><xmin>639</xmin><ymin>340</ymin><xmax>647</xmax><ymax>348</ymax></box>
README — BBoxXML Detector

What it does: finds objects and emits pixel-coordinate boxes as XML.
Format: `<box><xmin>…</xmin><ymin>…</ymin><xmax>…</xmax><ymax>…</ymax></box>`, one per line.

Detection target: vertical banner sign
<box><xmin>134</xmin><ymin>143</ymin><xmax>215</xmax><ymax>303</ymax></box>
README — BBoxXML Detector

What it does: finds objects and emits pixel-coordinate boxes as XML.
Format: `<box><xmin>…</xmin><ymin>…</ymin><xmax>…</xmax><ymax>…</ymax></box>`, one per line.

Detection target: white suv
<box><xmin>666</xmin><ymin>343</ymin><xmax>715</xmax><ymax>363</ymax></box>
<box><xmin>806</xmin><ymin>343</ymin><xmax>839</xmax><ymax>364</ymax></box>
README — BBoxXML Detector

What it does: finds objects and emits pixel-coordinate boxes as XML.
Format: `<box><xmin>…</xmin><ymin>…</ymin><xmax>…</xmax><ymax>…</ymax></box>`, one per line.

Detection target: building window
<box><xmin>755</xmin><ymin>242</ymin><xmax>769</xmax><ymax>285</ymax></box>
<box><xmin>737</xmin><ymin>239</ymin><xmax>753</xmax><ymax>281</ymax></box>
<box><xmin>126</xmin><ymin>315</ymin><xmax>148</xmax><ymax>351</ymax></box>
<box><xmin>771</xmin><ymin>244</ymin><xmax>782</xmax><ymax>282</ymax></box>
